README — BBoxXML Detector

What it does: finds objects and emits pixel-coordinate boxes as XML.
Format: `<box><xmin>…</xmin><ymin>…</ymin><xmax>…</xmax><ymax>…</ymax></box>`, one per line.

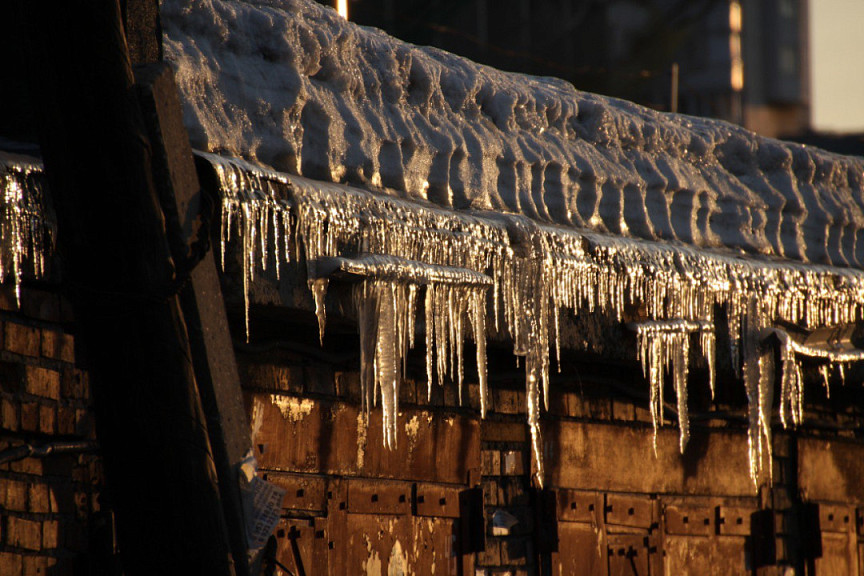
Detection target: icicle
<box><xmin>526</xmin><ymin>365</ymin><xmax>545</xmax><ymax>488</ymax></box>
<box><xmin>673</xmin><ymin>333</ymin><xmax>690</xmax><ymax>452</ymax></box>
<box><xmin>701</xmin><ymin>330</ymin><xmax>716</xmax><ymax>400</ymax></box>
<box><xmin>470</xmin><ymin>290</ymin><xmax>489</xmax><ymax>417</ymax></box>
<box><xmin>742</xmin><ymin>300</ymin><xmax>772</xmax><ymax>487</ymax></box>
<box><xmin>757</xmin><ymin>350</ymin><xmax>775</xmax><ymax>484</ymax></box>
<box><xmin>310</xmin><ymin>278</ymin><xmax>329</xmax><ymax>345</ymax></box>
<box><xmin>819</xmin><ymin>364</ymin><xmax>831</xmax><ymax>399</ymax></box>
<box><xmin>425</xmin><ymin>284</ymin><xmax>435</xmax><ymax>401</ymax></box>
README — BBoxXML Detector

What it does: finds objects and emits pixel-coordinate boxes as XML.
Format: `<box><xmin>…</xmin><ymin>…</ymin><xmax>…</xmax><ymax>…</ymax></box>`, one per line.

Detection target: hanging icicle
<box><xmin>633</xmin><ymin>320</ymin><xmax>713</xmax><ymax>454</ymax></box>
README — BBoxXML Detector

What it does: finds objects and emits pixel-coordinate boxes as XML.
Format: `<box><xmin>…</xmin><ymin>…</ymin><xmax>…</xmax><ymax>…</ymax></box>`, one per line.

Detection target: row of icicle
<box><xmin>207</xmin><ymin>153</ymin><xmax>864</xmax><ymax>489</ymax></box>
<box><xmin>0</xmin><ymin>154</ymin><xmax>50</xmax><ymax>306</ymax></box>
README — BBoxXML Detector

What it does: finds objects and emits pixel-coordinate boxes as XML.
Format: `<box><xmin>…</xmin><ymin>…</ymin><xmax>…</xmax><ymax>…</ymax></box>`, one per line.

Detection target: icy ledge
<box><xmin>210</xmin><ymin>153</ymin><xmax>864</xmax><ymax>488</ymax></box>
<box><xmin>164</xmin><ymin>0</ymin><xmax>864</xmax><ymax>270</ymax></box>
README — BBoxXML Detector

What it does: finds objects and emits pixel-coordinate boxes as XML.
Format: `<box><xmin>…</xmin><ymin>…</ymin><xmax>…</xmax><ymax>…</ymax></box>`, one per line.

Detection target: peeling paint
<box><xmin>388</xmin><ymin>540</ymin><xmax>407</xmax><ymax>576</ymax></box>
<box><xmin>404</xmin><ymin>415</ymin><xmax>420</xmax><ymax>461</ymax></box>
<box><xmin>250</xmin><ymin>396</ymin><xmax>265</xmax><ymax>440</ymax></box>
<box><xmin>270</xmin><ymin>395</ymin><xmax>315</xmax><ymax>422</ymax></box>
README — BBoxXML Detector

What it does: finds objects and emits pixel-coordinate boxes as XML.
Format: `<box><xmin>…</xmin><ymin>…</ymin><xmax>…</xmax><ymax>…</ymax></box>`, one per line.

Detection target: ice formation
<box><xmin>634</xmin><ymin>320</ymin><xmax>714</xmax><ymax>453</ymax></box>
<box><xmin>206</xmin><ymin>152</ymin><xmax>864</xmax><ymax>487</ymax></box>
<box><xmin>162</xmin><ymin>0</ymin><xmax>864</xmax><ymax>488</ymax></box>
<box><xmin>0</xmin><ymin>152</ymin><xmax>50</xmax><ymax>304</ymax></box>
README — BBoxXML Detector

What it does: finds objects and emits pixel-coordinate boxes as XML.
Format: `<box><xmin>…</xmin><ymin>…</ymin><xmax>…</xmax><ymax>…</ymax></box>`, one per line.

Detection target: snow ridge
<box><xmin>164</xmin><ymin>0</ymin><xmax>864</xmax><ymax>269</ymax></box>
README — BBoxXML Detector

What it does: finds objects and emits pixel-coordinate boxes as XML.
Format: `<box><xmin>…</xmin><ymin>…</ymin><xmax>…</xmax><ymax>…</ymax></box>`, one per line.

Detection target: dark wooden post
<box><xmin>18</xmin><ymin>1</ymin><xmax>237</xmax><ymax>574</ymax></box>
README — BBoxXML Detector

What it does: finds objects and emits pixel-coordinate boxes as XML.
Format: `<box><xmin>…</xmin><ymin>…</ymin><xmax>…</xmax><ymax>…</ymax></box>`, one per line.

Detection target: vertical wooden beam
<box><xmin>135</xmin><ymin>62</ymin><xmax>254</xmax><ymax>576</ymax></box>
<box><xmin>18</xmin><ymin>1</ymin><xmax>236</xmax><ymax>574</ymax></box>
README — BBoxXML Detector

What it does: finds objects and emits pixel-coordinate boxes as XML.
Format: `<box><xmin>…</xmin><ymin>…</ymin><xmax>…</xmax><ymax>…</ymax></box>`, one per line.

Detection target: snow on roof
<box><xmin>164</xmin><ymin>0</ymin><xmax>864</xmax><ymax>269</ymax></box>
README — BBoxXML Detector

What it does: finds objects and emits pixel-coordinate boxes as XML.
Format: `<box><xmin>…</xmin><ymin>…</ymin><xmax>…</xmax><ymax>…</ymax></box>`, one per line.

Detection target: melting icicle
<box><xmin>819</xmin><ymin>364</ymin><xmax>831</xmax><ymax>399</ymax></box>
<box><xmin>310</xmin><ymin>277</ymin><xmax>329</xmax><ymax>345</ymax></box>
<box><xmin>0</xmin><ymin>153</ymin><xmax>51</xmax><ymax>304</ymax></box>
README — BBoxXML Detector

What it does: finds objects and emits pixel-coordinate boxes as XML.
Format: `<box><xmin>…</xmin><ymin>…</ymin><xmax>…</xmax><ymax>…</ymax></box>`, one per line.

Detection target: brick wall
<box><xmin>0</xmin><ymin>283</ymin><xmax>103</xmax><ymax>575</ymax></box>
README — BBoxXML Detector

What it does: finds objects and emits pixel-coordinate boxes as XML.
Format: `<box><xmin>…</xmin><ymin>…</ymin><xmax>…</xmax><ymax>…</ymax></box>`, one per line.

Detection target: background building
<box><xmin>334</xmin><ymin>0</ymin><xmax>812</xmax><ymax>138</ymax></box>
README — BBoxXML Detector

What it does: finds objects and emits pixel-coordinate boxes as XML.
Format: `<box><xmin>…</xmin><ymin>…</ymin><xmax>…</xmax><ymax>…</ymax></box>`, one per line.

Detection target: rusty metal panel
<box><xmin>664</xmin><ymin>504</ymin><xmax>713</xmax><ymax>536</ymax></box>
<box><xmin>605</xmin><ymin>494</ymin><xmax>655</xmax><ymax>530</ymax></box>
<box><xmin>663</xmin><ymin>535</ymin><xmax>713</xmax><ymax>575</ymax></box>
<box><xmin>821</xmin><ymin>504</ymin><xmax>855</xmax><ymax>533</ymax></box>
<box><xmin>607</xmin><ymin>534</ymin><xmax>650</xmax><ymax>576</ymax></box>
<box><xmin>347</xmin><ymin>479</ymin><xmax>411</xmax><ymax>515</ymax></box>
<box><xmin>266</xmin><ymin>473</ymin><xmax>327</xmax><ymax>512</ymax></box>
<box><xmin>342</xmin><ymin>406</ymin><xmax>480</xmax><ymax>485</ymax></box>
<box><xmin>816</xmin><ymin>533</ymin><xmax>857</xmax><ymax>576</ymax></box>
<box><xmin>544</xmin><ymin>420</ymin><xmax>753</xmax><ymax>496</ymax></box>
<box><xmin>343</xmin><ymin>513</ymin><xmax>462</xmax><ymax>575</ymax></box>
<box><xmin>558</xmin><ymin>489</ymin><xmax>600</xmax><ymax>524</ymax></box>
<box><xmin>250</xmin><ymin>393</ymin><xmax>333</xmax><ymax>473</ymax></box>
<box><xmin>415</xmin><ymin>484</ymin><xmax>461</xmax><ymax>518</ymax></box>
<box><xmin>553</xmin><ymin>523</ymin><xmax>605</xmax><ymax>576</ymax></box>
<box><xmin>274</xmin><ymin>518</ymin><xmax>327</xmax><ymax>576</ymax></box>
<box><xmin>799</xmin><ymin>437</ymin><xmax>864</xmax><ymax>504</ymax></box>
<box><xmin>717</xmin><ymin>506</ymin><xmax>753</xmax><ymax>536</ymax></box>
<box><xmin>251</xmin><ymin>395</ymin><xmax>481</xmax><ymax>484</ymax></box>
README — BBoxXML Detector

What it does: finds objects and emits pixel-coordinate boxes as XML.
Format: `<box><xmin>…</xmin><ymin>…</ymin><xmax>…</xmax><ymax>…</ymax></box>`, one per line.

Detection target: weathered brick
<box><xmin>483</xmin><ymin>481</ymin><xmax>498</xmax><ymax>507</ymax></box>
<box><xmin>40</xmin><ymin>328</ymin><xmax>59</xmax><ymax>359</ymax></box>
<box><xmin>57</xmin><ymin>406</ymin><xmax>76</xmax><ymax>435</ymax></box>
<box><xmin>39</xmin><ymin>404</ymin><xmax>56</xmax><ymax>435</ymax></box>
<box><xmin>7</xmin><ymin>516</ymin><xmax>42</xmax><ymax>550</ymax></box>
<box><xmin>75</xmin><ymin>409</ymin><xmax>94</xmax><ymax>438</ymax></box>
<box><xmin>42</xmin><ymin>328</ymin><xmax>75</xmax><ymax>364</ymax></box>
<box><xmin>493</xmin><ymin>388</ymin><xmax>520</xmax><ymax>415</ymax></box>
<box><xmin>24</xmin><ymin>366</ymin><xmax>61</xmax><ymax>400</ymax></box>
<box><xmin>28</xmin><ymin>482</ymin><xmax>51</xmax><ymax>514</ymax></box>
<box><xmin>4</xmin><ymin>322</ymin><xmax>40</xmax><ymax>357</ymax></box>
<box><xmin>1</xmin><ymin>397</ymin><xmax>19</xmax><ymax>431</ymax></box>
<box><xmin>3</xmin><ymin>478</ymin><xmax>29</xmax><ymax>511</ymax></box>
<box><xmin>501</xmin><ymin>450</ymin><xmax>525</xmax><ymax>476</ymax></box>
<box><xmin>20</xmin><ymin>401</ymin><xmax>39</xmax><ymax>432</ymax></box>
<box><xmin>482</xmin><ymin>450</ymin><xmax>501</xmax><ymax>476</ymax></box>
<box><xmin>22</xmin><ymin>554</ymin><xmax>50</xmax><ymax>576</ymax></box>
<box><xmin>42</xmin><ymin>519</ymin><xmax>60</xmax><ymax>549</ymax></box>
<box><xmin>9</xmin><ymin>456</ymin><xmax>41</xmax><ymax>476</ymax></box>
<box><xmin>0</xmin><ymin>552</ymin><xmax>23</xmax><ymax>575</ymax></box>
<box><xmin>59</xmin><ymin>334</ymin><xmax>75</xmax><ymax>364</ymax></box>
<box><xmin>61</xmin><ymin>367</ymin><xmax>89</xmax><ymax>400</ymax></box>
<box><xmin>477</xmin><ymin>538</ymin><xmax>501</xmax><ymax>566</ymax></box>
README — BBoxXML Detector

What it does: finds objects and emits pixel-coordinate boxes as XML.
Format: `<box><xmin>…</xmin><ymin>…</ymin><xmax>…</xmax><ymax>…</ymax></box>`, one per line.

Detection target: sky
<box><xmin>809</xmin><ymin>0</ymin><xmax>864</xmax><ymax>133</ymax></box>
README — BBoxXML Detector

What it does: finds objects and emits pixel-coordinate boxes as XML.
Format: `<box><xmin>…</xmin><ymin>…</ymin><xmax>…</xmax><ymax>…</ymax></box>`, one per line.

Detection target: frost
<box><xmin>0</xmin><ymin>152</ymin><xmax>50</xmax><ymax>304</ymax></box>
